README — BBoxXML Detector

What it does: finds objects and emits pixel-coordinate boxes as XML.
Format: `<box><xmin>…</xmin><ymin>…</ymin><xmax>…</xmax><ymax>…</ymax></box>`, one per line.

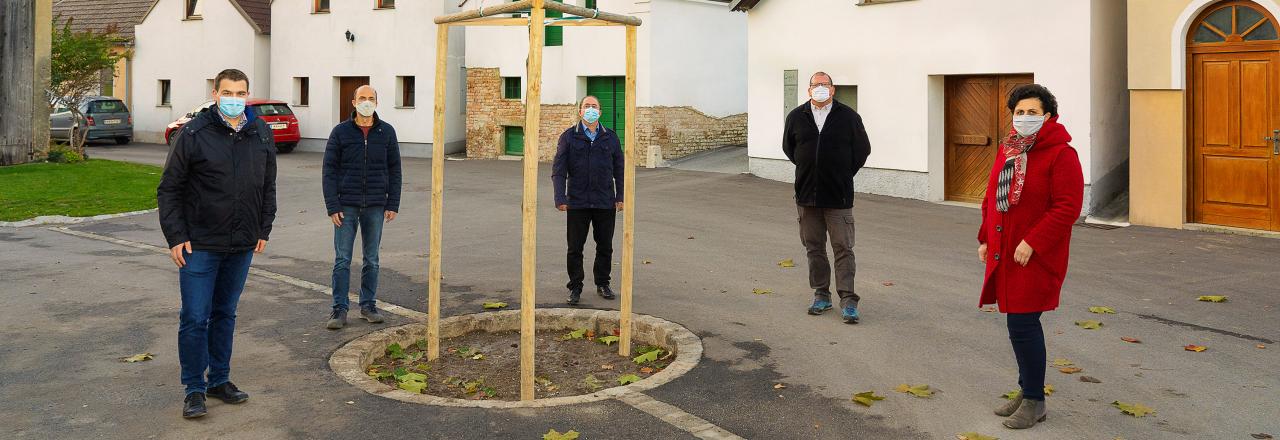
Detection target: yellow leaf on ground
<box><xmin>957</xmin><ymin>433</ymin><xmax>999</xmax><ymax>440</ymax></box>
<box><xmin>1043</xmin><ymin>384</ymin><xmax>1055</xmax><ymax>396</ymax></box>
<box><xmin>600</xmin><ymin>364</ymin><xmax>614</xmax><ymax>370</ymax></box>
<box><xmin>1258</xmin><ymin>344</ymin><xmax>1267</xmax><ymax>349</ymax></box>
<box><xmin>482</xmin><ymin>302</ymin><xmax>507</xmax><ymax>309</ymax></box>
<box><xmin>752</xmin><ymin>288</ymin><xmax>773</xmax><ymax>295</ymax></box>
<box><xmin>1075</xmin><ymin>320</ymin><xmax>1103</xmax><ymax>330</ymax></box>
<box><xmin>852</xmin><ymin>391</ymin><xmax>886</xmax><ymax>407</ymax></box>
<box><xmin>778</xmin><ymin>258</ymin><xmax>795</xmax><ymax>268</ymax></box>
<box><xmin>1000</xmin><ymin>390</ymin><xmax>1019</xmax><ymax>400</ymax></box>
<box><xmin>1088</xmin><ymin>306</ymin><xmax>1117</xmax><ymax>314</ymax></box>
<box><xmin>895</xmin><ymin>383</ymin><xmax>933</xmax><ymax>398</ymax></box>
<box><xmin>1184</xmin><ymin>344</ymin><xmax>1208</xmax><ymax>352</ymax></box>
<box><xmin>773</xmin><ymin>383</ymin><xmax>786</xmax><ymax>389</ymax></box>
<box><xmin>122</xmin><ymin>353</ymin><xmax>154</xmax><ymax>363</ymax></box>
<box><xmin>1197</xmin><ymin>295</ymin><xmax>1228</xmax><ymax>303</ymax></box>
<box><xmin>1052</xmin><ymin>358</ymin><xmax>1074</xmax><ymax>367</ymax></box>
<box><xmin>640</xmin><ymin>367</ymin><xmax>655</xmax><ymax>374</ymax></box>
<box><xmin>1058</xmin><ymin>367</ymin><xmax>1083</xmax><ymax>374</ymax></box>
<box><xmin>1112</xmin><ymin>401</ymin><xmax>1155</xmax><ymax>417</ymax></box>
<box><xmin>543</xmin><ymin>429</ymin><xmax>581</xmax><ymax>440</ymax></box>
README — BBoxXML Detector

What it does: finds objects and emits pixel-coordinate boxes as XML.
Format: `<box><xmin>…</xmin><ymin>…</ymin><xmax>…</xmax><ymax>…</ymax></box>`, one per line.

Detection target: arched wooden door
<box><xmin>1188</xmin><ymin>0</ymin><xmax>1280</xmax><ymax>231</ymax></box>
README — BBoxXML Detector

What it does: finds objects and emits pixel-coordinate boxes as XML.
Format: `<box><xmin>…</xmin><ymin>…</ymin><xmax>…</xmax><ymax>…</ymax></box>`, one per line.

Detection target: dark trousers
<box><xmin>1007</xmin><ymin>312</ymin><xmax>1047</xmax><ymax>400</ymax></box>
<box><xmin>178</xmin><ymin>250</ymin><xmax>253</xmax><ymax>395</ymax></box>
<box><xmin>797</xmin><ymin>205</ymin><xmax>859</xmax><ymax>308</ymax></box>
<box><xmin>566</xmin><ymin>208</ymin><xmax>616</xmax><ymax>290</ymax></box>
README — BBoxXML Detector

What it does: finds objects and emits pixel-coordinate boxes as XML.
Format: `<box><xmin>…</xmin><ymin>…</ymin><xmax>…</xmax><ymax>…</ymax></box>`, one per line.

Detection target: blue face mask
<box><xmin>582</xmin><ymin>107</ymin><xmax>601</xmax><ymax>124</ymax></box>
<box><xmin>218</xmin><ymin>96</ymin><xmax>246</xmax><ymax>118</ymax></box>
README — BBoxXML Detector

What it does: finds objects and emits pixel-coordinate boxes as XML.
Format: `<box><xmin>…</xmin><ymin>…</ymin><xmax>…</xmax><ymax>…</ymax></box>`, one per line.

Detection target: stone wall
<box><xmin>465</xmin><ymin>67</ymin><xmax>746</xmax><ymax>166</ymax></box>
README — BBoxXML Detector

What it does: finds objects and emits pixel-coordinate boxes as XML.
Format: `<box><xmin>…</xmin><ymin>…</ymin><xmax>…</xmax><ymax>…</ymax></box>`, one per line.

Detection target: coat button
<box><xmin>996</xmin><ymin>225</ymin><xmax>1002</xmax><ymax>232</ymax></box>
<box><xmin>994</xmin><ymin>254</ymin><xmax>1001</xmax><ymax>260</ymax></box>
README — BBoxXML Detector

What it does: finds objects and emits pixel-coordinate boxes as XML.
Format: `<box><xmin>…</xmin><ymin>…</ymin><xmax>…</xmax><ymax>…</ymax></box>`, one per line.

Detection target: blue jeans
<box><xmin>178</xmin><ymin>250</ymin><xmax>253</xmax><ymax>395</ymax></box>
<box><xmin>1008</xmin><ymin>312</ymin><xmax>1046</xmax><ymax>400</ymax></box>
<box><xmin>331</xmin><ymin>206</ymin><xmax>385</xmax><ymax>311</ymax></box>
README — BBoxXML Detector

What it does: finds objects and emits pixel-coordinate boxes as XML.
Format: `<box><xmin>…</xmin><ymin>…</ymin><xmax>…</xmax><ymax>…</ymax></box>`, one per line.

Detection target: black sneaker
<box><xmin>567</xmin><ymin>288</ymin><xmax>583</xmax><ymax>305</ymax></box>
<box><xmin>206</xmin><ymin>381</ymin><xmax>249</xmax><ymax>404</ymax></box>
<box><xmin>597</xmin><ymin>285</ymin><xmax>616</xmax><ymax>300</ymax></box>
<box><xmin>182</xmin><ymin>392</ymin><xmax>207</xmax><ymax>419</ymax></box>
<box><xmin>326</xmin><ymin>309</ymin><xmax>347</xmax><ymax>330</ymax></box>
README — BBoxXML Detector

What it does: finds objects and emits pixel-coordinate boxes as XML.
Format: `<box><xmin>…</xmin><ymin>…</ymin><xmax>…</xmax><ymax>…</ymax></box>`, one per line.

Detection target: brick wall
<box><xmin>465</xmin><ymin>68</ymin><xmax>746</xmax><ymax>166</ymax></box>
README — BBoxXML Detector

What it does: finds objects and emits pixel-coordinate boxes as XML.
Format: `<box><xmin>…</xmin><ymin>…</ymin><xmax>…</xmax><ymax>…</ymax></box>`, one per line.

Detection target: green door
<box><xmin>504</xmin><ymin>126</ymin><xmax>524</xmax><ymax>156</ymax></box>
<box><xmin>586</xmin><ymin>76</ymin><xmax>625</xmax><ymax>149</ymax></box>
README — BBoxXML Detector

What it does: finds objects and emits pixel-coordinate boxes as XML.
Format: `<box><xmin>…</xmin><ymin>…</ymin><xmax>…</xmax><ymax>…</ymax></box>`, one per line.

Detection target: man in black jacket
<box><xmin>552</xmin><ymin>95</ymin><xmax>625</xmax><ymax>306</ymax></box>
<box><xmin>321</xmin><ymin>85</ymin><xmax>402</xmax><ymax>329</ymax></box>
<box><xmin>158</xmin><ymin>69</ymin><xmax>276</xmax><ymax>419</ymax></box>
<box><xmin>782</xmin><ymin>71</ymin><xmax>871</xmax><ymax>324</ymax></box>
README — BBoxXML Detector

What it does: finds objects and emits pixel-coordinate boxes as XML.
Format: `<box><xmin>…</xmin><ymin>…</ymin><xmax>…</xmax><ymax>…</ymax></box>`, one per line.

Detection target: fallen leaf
<box><xmin>482</xmin><ymin>302</ymin><xmax>508</xmax><ymax>309</ymax></box>
<box><xmin>585</xmin><ymin>330</ymin><xmax>596</xmax><ymax>339</ymax></box>
<box><xmin>1184</xmin><ymin>344</ymin><xmax>1207</xmax><ymax>352</ymax></box>
<box><xmin>633</xmin><ymin>349</ymin><xmax>661</xmax><ymax>364</ymax></box>
<box><xmin>882</xmin><ymin>281</ymin><xmax>895</xmax><ymax>287</ymax></box>
<box><xmin>471</xmin><ymin>353</ymin><xmax>485</xmax><ymax>360</ymax></box>
<box><xmin>1001</xmin><ymin>390</ymin><xmax>1019</xmax><ymax>400</ymax></box>
<box><xmin>752</xmin><ymin>288</ymin><xmax>773</xmax><ymax>295</ymax></box>
<box><xmin>1043</xmin><ymin>384</ymin><xmax>1054</xmax><ymax>396</ymax></box>
<box><xmin>600</xmin><ymin>364</ymin><xmax>614</xmax><ymax>370</ymax></box>
<box><xmin>345</xmin><ymin>400</ymin><xmax>355</xmax><ymax>405</ymax></box>
<box><xmin>1257</xmin><ymin>344</ymin><xmax>1267</xmax><ymax>349</ymax></box>
<box><xmin>852</xmin><ymin>391</ymin><xmax>885</xmax><ymax>407</ymax></box>
<box><xmin>561</xmin><ymin>329</ymin><xmax>587</xmax><ymax>340</ymax></box>
<box><xmin>981</xmin><ymin>307</ymin><xmax>997</xmax><ymax>313</ymax></box>
<box><xmin>773</xmin><ymin>383</ymin><xmax>786</xmax><ymax>389</ymax></box>
<box><xmin>618</xmin><ymin>374</ymin><xmax>641</xmax><ymax>385</ymax></box>
<box><xmin>397</xmin><ymin>380</ymin><xmax>426</xmax><ymax>393</ymax></box>
<box><xmin>1112</xmin><ymin>401</ymin><xmax>1155</xmax><ymax>417</ymax></box>
<box><xmin>597</xmin><ymin>336</ymin><xmax>620</xmax><ymax>346</ymax></box>
<box><xmin>1197</xmin><ymin>295</ymin><xmax>1228</xmax><ymax>303</ymax></box>
<box><xmin>1079</xmin><ymin>376</ymin><xmax>1102</xmax><ymax>383</ymax></box>
<box><xmin>643</xmin><ymin>260</ymin><xmax>652</xmax><ymax>265</ymax></box>
<box><xmin>398</xmin><ymin>372</ymin><xmax>427</xmax><ymax>383</ymax></box>
<box><xmin>582</xmin><ymin>374</ymin><xmax>604</xmax><ymax>391</ymax></box>
<box><xmin>1251</xmin><ymin>434</ymin><xmax>1274</xmax><ymax>439</ymax></box>
<box><xmin>1089</xmin><ymin>306</ymin><xmax>1117</xmax><ymax>314</ymax></box>
<box><xmin>1052</xmin><ymin>358</ymin><xmax>1074</xmax><ymax>367</ymax></box>
<box><xmin>121</xmin><ymin>353</ymin><xmax>154</xmax><ymax>363</ymax></box>
<box><xmin>414</xmin><ymin>339</ymin><xmax>428</xmax><ymax>350</ymax></box>
<box><xmin>778</xmin><ymin>258</ymin><xmax>795</xmax><ymax>268</ymax></box>
<box><xmin>1058</xmin><ymin>367</ymin><xmax>1083</xmax><ymax>374</ymax></box>
<box><xmin>386</xmin><ymin>343</ymin><xmax>407</xmax><ymax>359</ymax></box>
<box><xmin>543</xmin><ymin>429</ymin><xmax>581</xmax><ymax>440</ymax></box>
<box><xmin>1075</xmin><ymin>320</ymin><xmax>1103</xmax><ymax>330</ymax></box>
<box><xmin>895</xmin><ymin>383</ymin><xmax>933</xmax><ymax>398</ymax></box>
<box><xmin>956</xmin><ymin>433</ymin><xmax>999</xmax><ymax>440</ymax></box>
<box><xmin>1121</xmin><ymin>337</ymin><xmax>1142</xmax><ymax>344</ymax></box>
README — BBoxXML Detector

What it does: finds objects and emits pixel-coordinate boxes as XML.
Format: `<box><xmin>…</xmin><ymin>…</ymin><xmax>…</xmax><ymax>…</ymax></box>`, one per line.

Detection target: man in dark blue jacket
<box><xmin>321</xmin><ymin>85</ymin><xmax>402</xmax><ymax>329</ymax></box>
<box><xmin>552</xmin><ymin>96</ymin><xmax>625</xmax><ymax>305</ymax></box>
<box><xmin>158</xmin><ymin>69</ymin><xmax>276</xmax><ymax>419</ymax></box>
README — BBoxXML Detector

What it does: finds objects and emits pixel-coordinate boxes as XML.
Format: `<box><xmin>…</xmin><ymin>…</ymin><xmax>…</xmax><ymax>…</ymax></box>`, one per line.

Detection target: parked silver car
<box><xmin>50</xmin><ymin>96</ymin><xmax>133</xmax><ymax>145</ymax></box>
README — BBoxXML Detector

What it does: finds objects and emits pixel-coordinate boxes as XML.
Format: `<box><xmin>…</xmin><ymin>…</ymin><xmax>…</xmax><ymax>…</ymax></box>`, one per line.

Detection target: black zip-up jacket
<box><xmin>321</xmin><ymin>112</ymin><xmax>402</xmax><ymax>215</ymax></box>
<box><xmin>782</xmin><ymin>100</ymin><xmax>871</xmax><ymax>209</ymax></box>
<box><xmin>158</xmin><ymin>107</ymin><xmax>277</xmax><ymax>252</ymax></box>
<box><xmin>551</xmin><ymin>122</ymin><xmax>624</xmax><ymax>210</ymax></box>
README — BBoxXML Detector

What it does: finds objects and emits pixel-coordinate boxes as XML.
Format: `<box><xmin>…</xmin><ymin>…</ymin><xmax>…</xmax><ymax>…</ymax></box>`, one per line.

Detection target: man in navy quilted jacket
<box><xmin>321</xmin><ymin>85</ymin><xmax>402</xmax><ymax>329</ymax></box>
<box><xmin>552</xmin><ymin>95</ymin><xmax>625</xmax><ymax>306</ymax></box>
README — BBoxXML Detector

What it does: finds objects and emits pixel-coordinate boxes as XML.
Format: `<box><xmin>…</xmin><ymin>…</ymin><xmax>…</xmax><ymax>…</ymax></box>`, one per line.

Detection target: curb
<box><xmin>1</xmin><ymin>208</ymin><xmax>157</xmax><ymax>228</ymax></box>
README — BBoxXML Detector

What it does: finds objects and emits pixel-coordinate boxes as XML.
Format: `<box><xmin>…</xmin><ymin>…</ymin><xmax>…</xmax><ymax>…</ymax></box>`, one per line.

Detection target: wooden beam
<box><xmin>519</xmin><ymin>0</ymin><xmax>546</xmax><ymax>402</ymax></box>
<box><xmin>434</xmin><ymin>0</ymin><xmax>532</xmax><ymax>24</ymax></box>
<box><xmin>427</xmin><ymin>23</ymin><xmax>449</xmax><ymax>362</ymax></box>
<box><xmin>618</xmin><ymin>24</ymin><xmax>637</xmax><ymax>357</ymax></box>
<box><xmin>544</xmin><ymin>0</ymin><xmax>643</xmax><ymax>26</ymax></box>
<box><xmin>459</xmin><ymin>16</ymin><xmax>623</xmax><ymax>27</ymax></box>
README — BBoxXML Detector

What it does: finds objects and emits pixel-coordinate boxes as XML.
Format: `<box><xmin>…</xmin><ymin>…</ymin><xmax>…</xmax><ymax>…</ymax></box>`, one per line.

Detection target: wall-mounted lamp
<box><xmin>345</xmin><ymin>30</ymin><xmax>355</xmax><ymax>43</ymax></box>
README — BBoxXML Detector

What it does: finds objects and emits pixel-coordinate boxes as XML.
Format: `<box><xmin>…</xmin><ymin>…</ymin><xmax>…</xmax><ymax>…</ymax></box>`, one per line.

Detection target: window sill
<box><xmin>856</xmin><ymin>0</ymin><xmax>914</xmax><ymax>5</ymax></box>
<box><xmin>312</xmin><ymin>11</ymin><xmax>330</xmax><ymax>14</ymax></box>
<box><xmin>375</xmin><ymin>7</ymin><xmax>395</xmax><ymax>10</ymax></box>
<box><xmin>157</xmin><ymin>105</ymin><xmax>172</xmax><ymax>108</ymax></box>
<box><xmin>395</xmin><ymin>106</ymin><xmax>415</xmax><ymax>109</ymax></box>
<box><xmin>292</xmin><ymin>104</ymin><xmax>309</xmax><ymax>108</ymax></box>
<box><xmin>183</xmin><ymin>16</ymin><xmax>202</xmax><ymax>21</ymax></box>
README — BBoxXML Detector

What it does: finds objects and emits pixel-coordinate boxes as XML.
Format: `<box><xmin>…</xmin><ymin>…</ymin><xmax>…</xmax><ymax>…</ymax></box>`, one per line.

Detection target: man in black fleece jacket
<box><xmin>782</xmin><ymin>71</ymin><xmax>871</xmax><ymax>324</ymax></box>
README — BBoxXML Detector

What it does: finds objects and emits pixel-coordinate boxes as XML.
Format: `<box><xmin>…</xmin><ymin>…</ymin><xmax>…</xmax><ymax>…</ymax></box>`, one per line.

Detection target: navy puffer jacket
<box><xmin>322</xmin><ymin>112</ymin><xmax>402</xmax><ymax>215</ymax></box>
<box><xmin>551</xmin><ymin>122</ymin><xmax>624</xmax><ymax>210</ymax></box>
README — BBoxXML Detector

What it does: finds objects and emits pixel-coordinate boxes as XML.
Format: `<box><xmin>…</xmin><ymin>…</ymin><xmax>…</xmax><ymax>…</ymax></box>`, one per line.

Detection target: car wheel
<box><xmin>276</xmin><ymin>143</ymin><xmax>296</xmax><ymax>154</ymax></box>
<box><xmin>115</xmin><ymin>137</ymin><xmax>131</xmax><ymax>145</ymax></box>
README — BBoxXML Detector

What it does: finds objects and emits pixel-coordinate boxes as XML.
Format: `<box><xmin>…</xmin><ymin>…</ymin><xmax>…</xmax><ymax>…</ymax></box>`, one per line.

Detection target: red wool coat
<box><xmin>978</xmin><ymin>117</ymin><xmax>1084</xmax><ymax>314</ymax></box>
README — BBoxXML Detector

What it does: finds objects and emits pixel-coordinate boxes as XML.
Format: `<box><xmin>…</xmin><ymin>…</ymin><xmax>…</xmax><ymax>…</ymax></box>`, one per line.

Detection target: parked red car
<box><xmin>165</xmin><ymin>99</ymin><xmax>301</xmax><ymax>153</ymax></box>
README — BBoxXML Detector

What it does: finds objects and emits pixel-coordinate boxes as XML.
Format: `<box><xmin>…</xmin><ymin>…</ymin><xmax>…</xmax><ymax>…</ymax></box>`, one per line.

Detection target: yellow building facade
<box><xmin>1130</xmin><ymin>0</ymin><xmax>1280</xmax><ymax>232</ymax></box>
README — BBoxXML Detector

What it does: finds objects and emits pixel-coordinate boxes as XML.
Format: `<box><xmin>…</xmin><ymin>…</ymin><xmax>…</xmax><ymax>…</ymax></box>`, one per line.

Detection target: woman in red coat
<box><xmin>977</xmin><ymin>84</ymin><xmax>1084</xmax><ymax>430</ymax></box>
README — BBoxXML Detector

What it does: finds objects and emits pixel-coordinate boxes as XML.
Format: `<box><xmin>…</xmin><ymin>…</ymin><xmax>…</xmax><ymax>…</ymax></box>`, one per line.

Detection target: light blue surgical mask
<box><xmin>218</xmin><ymin>96</ymin><xmax>246</xmax><ymax>118</ymax></box>
<box><xmin>582</xmin><ymin>107</ymin><xmax>601</xmax><ymax>124</ymax></box>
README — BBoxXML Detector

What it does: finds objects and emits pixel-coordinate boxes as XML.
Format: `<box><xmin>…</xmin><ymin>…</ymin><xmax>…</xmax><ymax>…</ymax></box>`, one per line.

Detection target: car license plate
<box><xmin>271</xmin><ymin>123</ymin><xmax>287</xmax><ymax>130</ymax></box>
<box><xmin>104</xmin><ymin>119</ymin><xmax>122</xmax><ymax>125</ymax></box>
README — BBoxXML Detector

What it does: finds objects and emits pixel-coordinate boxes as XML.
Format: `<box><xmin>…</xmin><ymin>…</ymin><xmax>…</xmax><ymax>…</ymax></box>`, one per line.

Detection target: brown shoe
<box><xmin>1003</xmin><ymin>398</ymin><xmax>1046</xmax><ymax>429</ymax></box>
<box><xmin>995</xmin><ymin>391</ymin><xmax>1023</xmax><ymax>417</ymax></box>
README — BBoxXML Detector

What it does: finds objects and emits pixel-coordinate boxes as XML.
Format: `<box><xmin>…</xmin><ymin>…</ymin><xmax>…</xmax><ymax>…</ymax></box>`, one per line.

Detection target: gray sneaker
<box><xmin>326</xmin><ymin>309</ymin><xmax>347</xmax><ymax>330</ymax></box>
<box><xmin>360</xmin><ymin>306</ymin><xmax>385</xmax><ymax>324</ymax></box>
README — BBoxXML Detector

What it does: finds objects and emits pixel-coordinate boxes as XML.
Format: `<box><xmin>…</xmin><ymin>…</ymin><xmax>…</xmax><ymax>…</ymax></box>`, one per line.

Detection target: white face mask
<box><xmin>811</xmin><ymin>86</ymin><xmax>831</xmax><ymax>103</ymax></box>
<box><xmin>355</xmin><ymin>100</ymin><xmax>377</xmax><ymax>117</ymax></box>
<box><xmin>1013</xmin><ymin>114</ymin><xmax>1046</xmax><ymax>137</ymax></box>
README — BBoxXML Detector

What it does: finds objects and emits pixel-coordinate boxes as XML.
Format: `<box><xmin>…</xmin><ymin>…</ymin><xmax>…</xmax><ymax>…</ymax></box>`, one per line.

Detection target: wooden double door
<box><xmin>1190</xmin><ymin>50</ymin><xmax>1280</xmax><ymax>231</ymax></box>
<box><xmin>944</xmin><ymin>74</ymin><xmax>1033</xmax><ymax>203</ymax></box>
<box><xmin>338</xmin><ymin>76</ymin><xmax>370</xmax><ymax>122</ymax></box>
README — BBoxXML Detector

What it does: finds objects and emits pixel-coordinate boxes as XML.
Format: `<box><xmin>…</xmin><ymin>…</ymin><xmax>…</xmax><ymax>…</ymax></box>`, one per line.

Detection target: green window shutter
<box><xmin>586</xmin><ymin>0</ymin><xmax>597</xmax><ymax>9</ymax></box>
<box><xmin>545</xmin><ymin>7</ymin><xmax>564</xmax><ymax>46</ymax></box>
<box><xmin>586</xmin><ymin>76</ymin><xmax>625</xmax><ymax>149</ymax></box>
<box><xmin>504</xmin><ymin>77</ymin><xmax>521</xmax><ymax>99</ymax></box>
<box><xmin>504</xmin><ymin>126</ymin><xmax>525</xmax><ymax>155</ymax></box>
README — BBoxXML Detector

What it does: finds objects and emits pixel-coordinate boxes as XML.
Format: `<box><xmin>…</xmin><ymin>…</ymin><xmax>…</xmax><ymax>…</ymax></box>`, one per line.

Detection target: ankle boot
<box><xmin>1003</xmin><ymin>398</ymin><xmax>1046</xmax><ymax>429</ymax></box>
<box><xmin>994</xmin><ymin>391</ymin><xmax>1023</xmax><ymax>417</ymax></box>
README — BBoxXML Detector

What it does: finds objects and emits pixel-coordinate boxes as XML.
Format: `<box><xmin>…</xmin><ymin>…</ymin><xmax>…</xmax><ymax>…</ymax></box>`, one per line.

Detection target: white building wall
<box><xmin>744</xmin><ymin>0</ymin><xmax>1112</xmax><ymax>205</ymax></box>
<box><xmin>131</xmin><ymin>0</ymin><xmax>266</xmax><ymax>143</ymax></box>
<box><xmin>270</xmin><ymin>0</ymin><xmax>465</xmax><ymax>156</ymax></box>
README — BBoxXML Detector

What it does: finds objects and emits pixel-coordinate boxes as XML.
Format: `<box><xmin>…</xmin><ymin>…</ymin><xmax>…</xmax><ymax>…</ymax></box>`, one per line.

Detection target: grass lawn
<box><xmin>0</xmin><ymin>159</ymin><xmax>162</xmax><ymax>222</ymax></box>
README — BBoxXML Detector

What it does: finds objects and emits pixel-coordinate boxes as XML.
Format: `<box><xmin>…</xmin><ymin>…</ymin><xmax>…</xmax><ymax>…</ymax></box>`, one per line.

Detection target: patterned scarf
<box><xmin>995</xmin><ymin>129</ymin><xmax>1036</xmax><ymax>212</ymax></box>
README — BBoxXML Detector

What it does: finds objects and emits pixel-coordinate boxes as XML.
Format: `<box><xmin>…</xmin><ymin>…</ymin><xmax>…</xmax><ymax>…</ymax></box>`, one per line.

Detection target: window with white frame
<box><xmin>159</xmin><ymin>80</ymin><xmax>172</xmax><ymax>106</ymax></box>
<box><xmin>397</xmin><ymin>76</ymin><xmax>416</xmax><ymax>107</ymax></box>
